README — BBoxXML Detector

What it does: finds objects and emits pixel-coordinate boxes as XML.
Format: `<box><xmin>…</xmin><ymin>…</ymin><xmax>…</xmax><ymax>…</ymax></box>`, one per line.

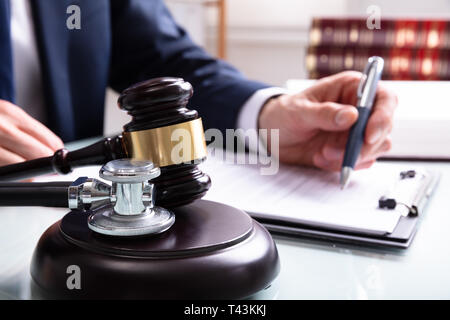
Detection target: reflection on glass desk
<box><xmin>1</xmin><ymin>138</ymin><xmax>450</xmax><ymax>299</ymax></box>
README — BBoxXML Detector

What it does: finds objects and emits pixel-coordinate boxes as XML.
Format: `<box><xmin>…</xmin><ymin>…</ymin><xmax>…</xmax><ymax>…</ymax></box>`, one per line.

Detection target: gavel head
<box><xmin>117</xmin><ymin>77</ymin><xmax>211</xmax><ymax>208</ymax></box>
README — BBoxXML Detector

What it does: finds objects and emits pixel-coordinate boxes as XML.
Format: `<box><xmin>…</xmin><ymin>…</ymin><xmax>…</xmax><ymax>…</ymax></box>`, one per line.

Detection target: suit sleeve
<box><xmin>108</xmin><ymin>0</ymin><xmax>270</xmax><ymax>133</ymax></box>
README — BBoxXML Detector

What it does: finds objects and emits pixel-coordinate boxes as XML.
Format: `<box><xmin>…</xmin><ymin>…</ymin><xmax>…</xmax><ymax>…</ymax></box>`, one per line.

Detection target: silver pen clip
<box><xmin>357</xmin><ymin>56</ymin><xmax>384</xmax><ymax>108</ymax></box>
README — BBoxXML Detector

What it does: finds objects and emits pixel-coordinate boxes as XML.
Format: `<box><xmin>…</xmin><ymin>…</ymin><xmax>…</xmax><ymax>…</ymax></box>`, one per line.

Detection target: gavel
<box><xmin>0</xmin><ymin>77</ymin><xmax>211</xmax><ymax>208</ymax></box>
<box><xmin>0</xmin><ymin>78</ymin><xmax>280</xmax><ymax>299</ymax></box>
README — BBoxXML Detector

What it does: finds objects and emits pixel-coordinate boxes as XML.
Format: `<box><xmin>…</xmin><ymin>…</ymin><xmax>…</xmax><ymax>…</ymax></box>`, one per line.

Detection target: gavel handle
<box><xmin>0</xmin><ymin>182</ymin><xmax>72</xmax><ymax>207</ymax></box>
<box><xmin>0</xmin><ymin>136</ymin><xmax>127</xmax><ymax>182</ymax></box>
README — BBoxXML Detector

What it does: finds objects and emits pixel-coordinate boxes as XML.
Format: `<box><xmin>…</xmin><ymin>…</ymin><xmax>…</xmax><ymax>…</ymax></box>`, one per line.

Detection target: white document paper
<box><xmin>200</xmin><ymin>153</ymin><xmax>411</xmax><ymax>235</ymax></box>
<box><xmin>35</xmin><ymin>152</ymin><xmax>410</xmax><ymax>235</ymax></box>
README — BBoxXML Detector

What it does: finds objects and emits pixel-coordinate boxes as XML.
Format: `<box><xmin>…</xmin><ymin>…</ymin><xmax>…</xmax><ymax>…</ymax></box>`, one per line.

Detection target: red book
<box><xmin>306</xmin><ymin>46</ymin><xmax>450</xmax><ymax>80</ymax></box>
<box><xmin>308</xmin><ymin>18</ymin><xmax>450</xmax><ymax>80</ymax></box>
<box><xmin>310</xmin><ymin>18</ymin><xmax>450</xmax><ymax>49</ymax></box>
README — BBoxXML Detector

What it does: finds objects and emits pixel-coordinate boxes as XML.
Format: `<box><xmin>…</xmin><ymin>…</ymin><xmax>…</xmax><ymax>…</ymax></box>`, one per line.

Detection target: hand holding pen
<box><xmin>258</xmin><ymin>64</ymin><xmax>396</xmax><ymax>173</ymax></box>
<box><xmin>340</xmin><ymin>56</ymin><xmax>385</xmax><ymax>188</ymax></box>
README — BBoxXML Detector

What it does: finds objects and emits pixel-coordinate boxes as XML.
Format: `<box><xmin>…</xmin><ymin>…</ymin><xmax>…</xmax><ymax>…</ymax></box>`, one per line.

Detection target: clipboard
<box><xmin>252</xmin><ymin>169</ymin><xmax>440</xmax><ymax>249</ymax></box>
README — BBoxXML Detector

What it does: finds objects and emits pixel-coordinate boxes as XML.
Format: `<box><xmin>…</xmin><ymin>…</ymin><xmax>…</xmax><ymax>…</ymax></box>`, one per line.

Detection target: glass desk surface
<box><xmin>1</xmin><ymin>138</ymin><xmax>450</xmax><ymax>300</ymax></box>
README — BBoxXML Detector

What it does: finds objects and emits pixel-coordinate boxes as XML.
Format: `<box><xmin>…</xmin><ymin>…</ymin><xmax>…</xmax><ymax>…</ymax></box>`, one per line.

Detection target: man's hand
<box><xmin>258</xmin><ymin>71</ymin><xmax>397</xmax><ymax>171</ymax></box>
<box><xmin>0</xmin><ymin>99</ymin><xmax>64</xmax><ymax>166</ymax></box>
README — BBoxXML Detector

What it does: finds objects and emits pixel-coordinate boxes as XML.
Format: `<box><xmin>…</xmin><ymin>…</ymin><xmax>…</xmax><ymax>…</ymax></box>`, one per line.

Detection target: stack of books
<box><xmin>306</xmin><ymin>18</ymin><xmax>450</xmax><ymax>80</ymax></box>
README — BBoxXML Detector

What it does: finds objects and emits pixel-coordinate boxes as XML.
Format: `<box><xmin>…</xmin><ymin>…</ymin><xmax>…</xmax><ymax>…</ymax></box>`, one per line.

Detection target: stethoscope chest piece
<box><xmin>87</xmin><ymin>159</ymin><xmax>175</xmax><ymax>237</ymax></box>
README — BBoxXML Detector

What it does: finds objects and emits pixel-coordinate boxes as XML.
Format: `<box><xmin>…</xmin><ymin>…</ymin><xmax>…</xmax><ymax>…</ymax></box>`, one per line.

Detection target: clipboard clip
<box><xmin>378</xmin><ymin>169</ymin><xmax>435</xmax><ymax>216</ymax></box>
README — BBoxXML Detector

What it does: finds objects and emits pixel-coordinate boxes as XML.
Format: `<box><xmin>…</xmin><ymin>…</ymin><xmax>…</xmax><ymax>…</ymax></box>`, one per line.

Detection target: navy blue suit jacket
<box><xmin>23</xmin><ymin>0</ymin><xmax>269</xmax><ymax>142</ymax></box>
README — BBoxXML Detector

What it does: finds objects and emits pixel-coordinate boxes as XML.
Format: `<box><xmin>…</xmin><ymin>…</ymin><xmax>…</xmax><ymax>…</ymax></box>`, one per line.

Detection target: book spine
<box><xmin>306</xmin><ymin>46</ymin><xmax>450</xmax><ymax>80</ymax></box>
<box><xmin>310</xmin><ymin>18</ymin><xmax>450</xmax><ymax>50</ymax></box>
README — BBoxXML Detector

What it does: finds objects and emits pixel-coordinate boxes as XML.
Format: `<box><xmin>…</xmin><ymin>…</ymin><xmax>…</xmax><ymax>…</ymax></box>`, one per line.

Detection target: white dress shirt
<box><xmin>10</xmin><ymin>0</ymin><xmax>284</xmax><ymax>144</ymax></box>
<box><xmin>11</xmin><ymin>0</ymin><xmax>47</xmax><ymax>124</ymax></box>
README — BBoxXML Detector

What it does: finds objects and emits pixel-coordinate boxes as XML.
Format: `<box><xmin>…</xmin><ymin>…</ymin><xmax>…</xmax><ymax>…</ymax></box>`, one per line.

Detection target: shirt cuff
<box><xmin>236</xmin><ymin>87</ymin><xmax>289</xmax><ymax>153</ymax></box>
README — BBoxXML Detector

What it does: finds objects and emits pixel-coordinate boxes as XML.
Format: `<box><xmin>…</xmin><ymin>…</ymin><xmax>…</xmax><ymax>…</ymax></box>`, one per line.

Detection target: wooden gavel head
<box><xmin>118</xmin><ymin>77</ymin><xmax>211</xmax><ymax>208</ymax></box>
<box><xmin>119</xmin><ymin>77</ymin><xmax>197</xmax><ymax>131</ymax></box>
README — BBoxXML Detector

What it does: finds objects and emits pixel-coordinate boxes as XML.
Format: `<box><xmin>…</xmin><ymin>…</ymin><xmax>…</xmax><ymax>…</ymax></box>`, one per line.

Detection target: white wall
<box><xmin>166</xmin><ymin>0</ymin><xmax>207</xmax><ymax>46</ymax></box>
<box><xmin>213</xmin><ymin>0</ymin><xmax>350</xmax><ymax>86</ymax></box>
<box><xmin>104</xmin><ymin>0</ymin><xmax>450</xmax><ymax>136</ymax></box>
<box><xmin>226</xmin><ymin>0</ymin><xmax>348</xmax><ymax>28</ymax></box>
<box><xmin>346</xmin><ymin>0</ymin><xmax>450</xmax><ymax>17</ymax></box>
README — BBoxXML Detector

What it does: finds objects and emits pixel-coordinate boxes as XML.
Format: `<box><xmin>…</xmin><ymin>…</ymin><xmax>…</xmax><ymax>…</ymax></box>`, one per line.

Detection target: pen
<box><xmin>340</xmin><ymin>56</ymin><xmax>384</xmax><ymax>189</ymax></box>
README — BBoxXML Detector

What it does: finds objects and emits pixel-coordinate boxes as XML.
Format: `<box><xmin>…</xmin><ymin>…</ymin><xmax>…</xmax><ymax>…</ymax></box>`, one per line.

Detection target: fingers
<box><xmin>18</xmin><ymin>119</ymin><xmax>64</xmax><ymax>151</ymax></box>
<box><xmin>355</xmin><ymin>160</ymin><xmax>376</xmax><ymax>170</ymax></box>
<box><xmin>1</xmin><ymin>101</ymin><xmax>64</xmax><ymax>150</ymax></box>
<box><xmin>0</xmin><ymin>146</ymin><xmax>26</xmax><ymax>166</ymax></box>
<box><xmin>301</xmin><ymin>71</ymin><xmax>362</xmax><ymax>104</ymax></box>
<box><xmin>313</xmin><ymin>136</ymin><xmax>392</xmax><ymax>172</ymax></box>
<box><xmin>304</xmin><ymin>80</ymin><xmax>396</xmax><ymax>172</ymax></box>
<box><xmin>0</xmin><ymin>100</ymin><xmax>63</xmax><ymax>163</ymax></box>
<box><xmin>299</xmin><ymin>101</ymin><xmax>359</xmax><ymax>132</ymax></box>
<box><xmin>365</xmin><ymin>84</ymin><xmax>397</xmax><ymax>145</ymax></box>
<box><xmin>313</xmin><ymin>152</ymin><xmax>376</xmax><ymax>172</ymax></box>
<box><xmin>360</xmin><ymin>136</ymin><xmax>392</xmax><ymax>162</ymax></box>
<box><xmin>0</xmin><ymin>122</ymin><xmax>56</xmax><ymax>160</ymax></box>
<box><xmin>299</xmin><ymin>72</ymin><xmax>397</xmax><ymax>146</ymax></box>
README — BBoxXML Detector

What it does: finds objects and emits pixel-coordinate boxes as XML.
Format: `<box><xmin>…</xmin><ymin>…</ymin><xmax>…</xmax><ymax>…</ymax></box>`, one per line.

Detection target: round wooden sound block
<box><xmin>30</xmin><ymin>200</ymin><xmax>280</xmax><ymax>299</ymax></box>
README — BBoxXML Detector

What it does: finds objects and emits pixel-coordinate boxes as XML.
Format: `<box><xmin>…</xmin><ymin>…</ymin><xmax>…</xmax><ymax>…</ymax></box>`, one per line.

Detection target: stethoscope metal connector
<box><xmin>68</xmin><ymin>159</ymin><xmax>175</xmax><ymax>237</ymax></box>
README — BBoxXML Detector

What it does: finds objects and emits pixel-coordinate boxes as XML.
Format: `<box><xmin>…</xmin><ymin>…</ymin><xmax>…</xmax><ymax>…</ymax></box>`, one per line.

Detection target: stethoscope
<box><xmin>0</xmin><ymin>159</ymin><xmax>174</xmax><ymax>237</ymax></box>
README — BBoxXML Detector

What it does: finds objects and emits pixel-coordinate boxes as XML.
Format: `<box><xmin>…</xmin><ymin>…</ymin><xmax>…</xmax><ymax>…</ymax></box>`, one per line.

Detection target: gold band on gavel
<box><xmin>122</xmin><ymin>118</ymin><xmax>208</xmax><ymax>167</ymax></box>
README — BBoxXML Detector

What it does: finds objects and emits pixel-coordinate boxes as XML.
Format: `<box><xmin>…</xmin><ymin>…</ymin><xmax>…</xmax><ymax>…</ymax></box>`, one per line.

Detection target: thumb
<box><xmin>302</xmin><ymin>101</ymin><xmax>358</xmax><ymax>131</ymax></box>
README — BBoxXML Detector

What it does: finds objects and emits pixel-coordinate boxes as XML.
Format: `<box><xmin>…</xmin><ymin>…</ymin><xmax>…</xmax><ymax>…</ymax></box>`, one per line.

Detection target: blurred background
<box><xmin>166</xmin><ymin>0</ymin><xmax>450</xmax><ymax>85</ymax></box>
<box><xmin>104</xmin><ymin>0</ymin><xmax>450</xmax><ymax>159</ymax></box>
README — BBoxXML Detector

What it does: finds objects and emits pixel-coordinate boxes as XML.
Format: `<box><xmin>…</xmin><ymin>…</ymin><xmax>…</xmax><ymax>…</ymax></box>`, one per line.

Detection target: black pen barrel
<box><xmin>342</xmin><ymin>107</ymin><xmax>372</xmax><ymax>168</ymax></box>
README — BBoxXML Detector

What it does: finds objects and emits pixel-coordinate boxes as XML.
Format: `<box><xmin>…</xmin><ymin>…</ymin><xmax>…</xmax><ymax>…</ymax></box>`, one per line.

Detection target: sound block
<box><xmin>30</xmin><ymin>200</ymin><xmax>280</xmax><ymax>299</ymax></box>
